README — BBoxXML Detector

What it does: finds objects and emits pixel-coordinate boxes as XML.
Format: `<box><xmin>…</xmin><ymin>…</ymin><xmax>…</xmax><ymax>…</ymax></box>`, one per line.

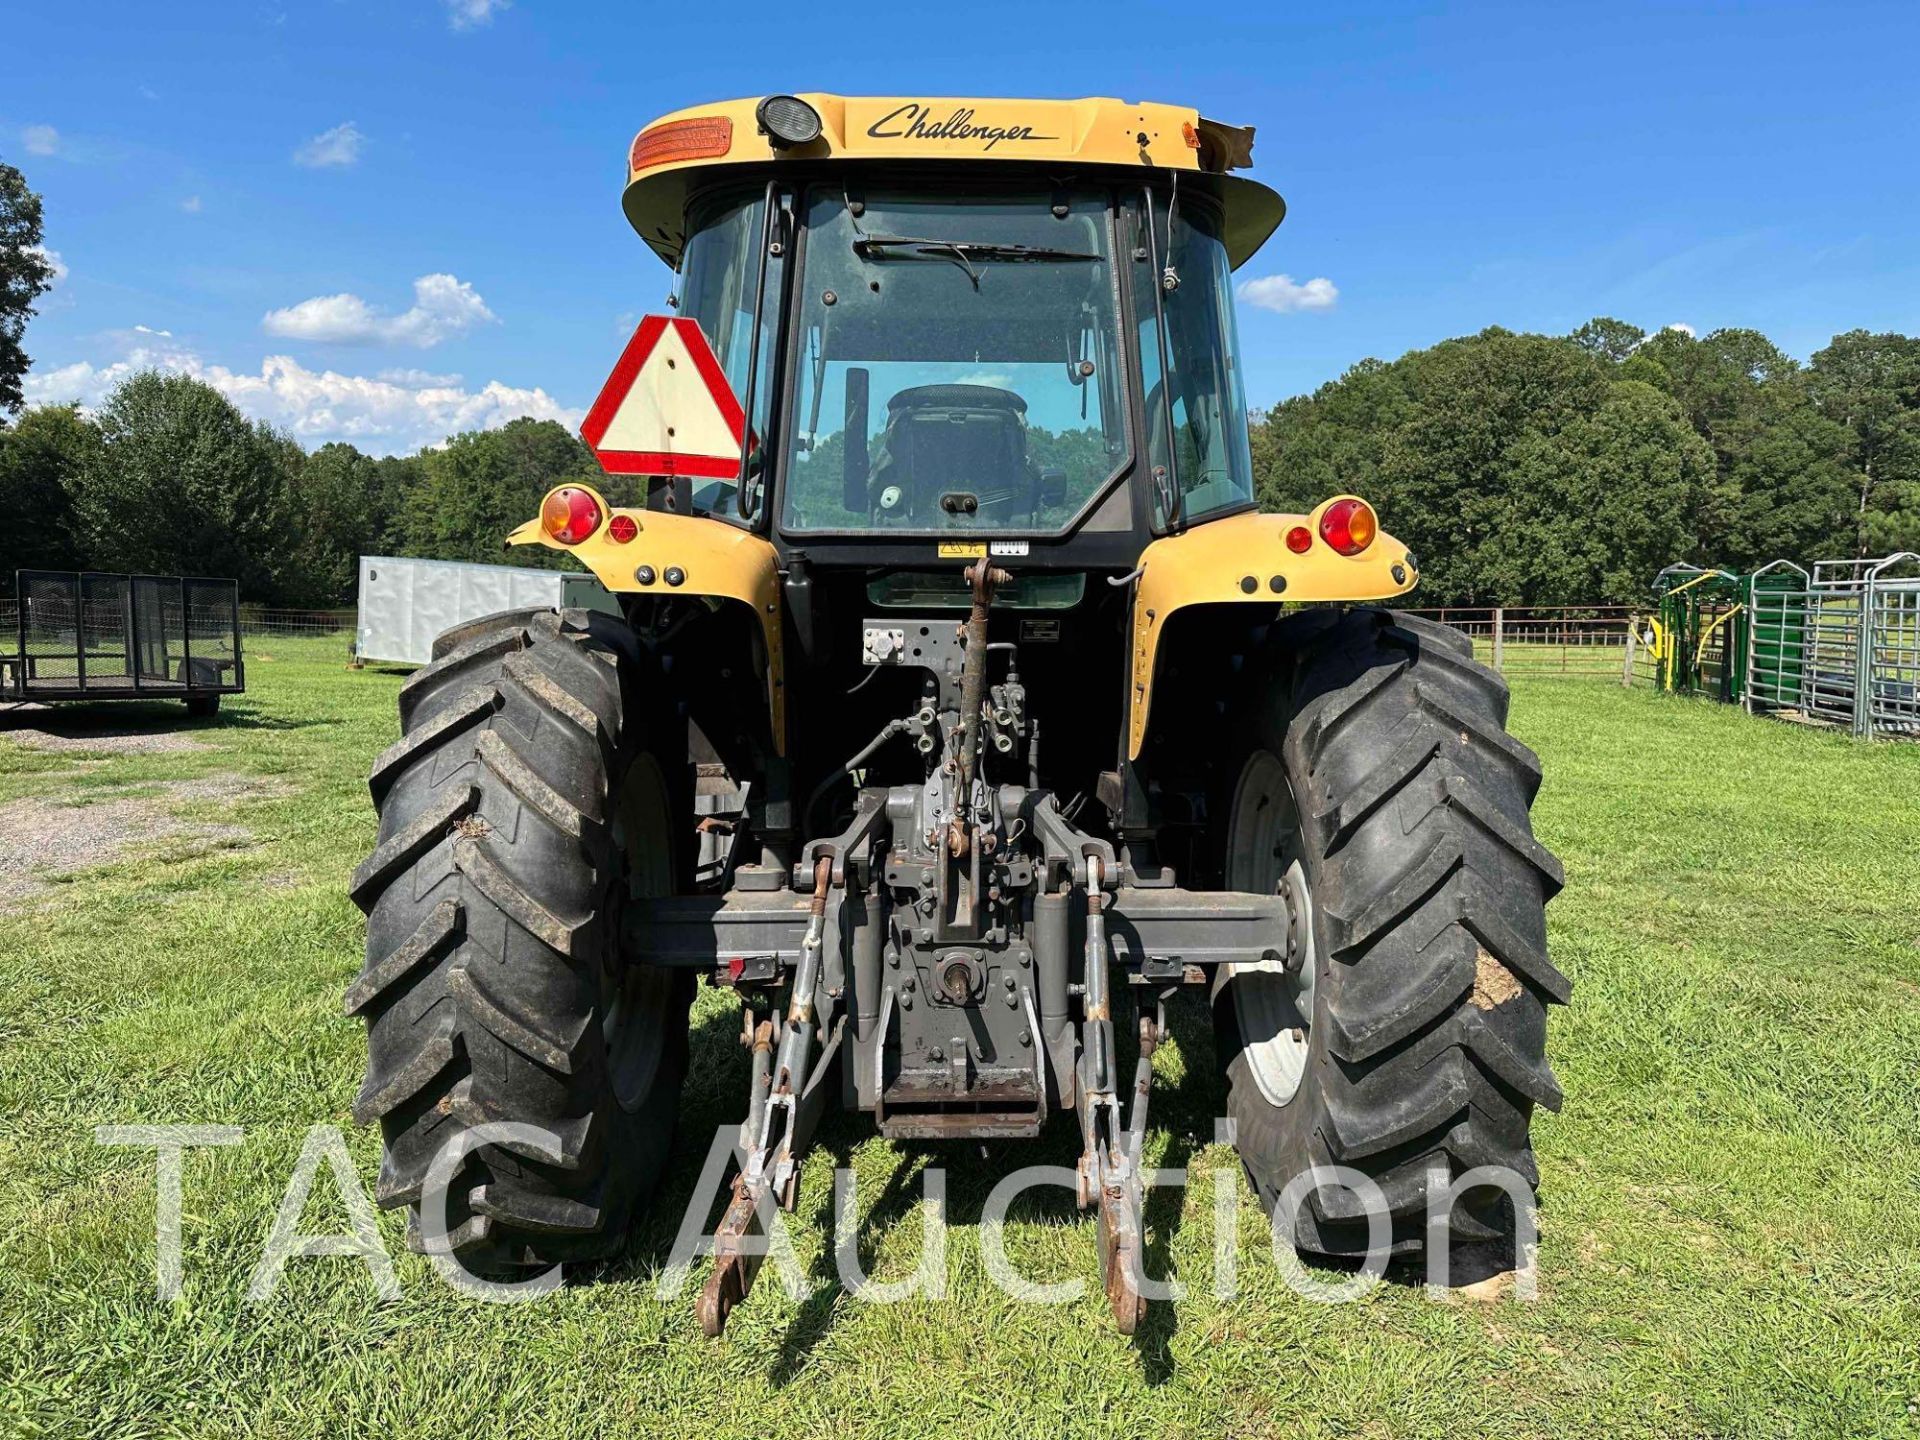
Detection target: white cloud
<box><xmin>23</xmin><ymin>359</ymin><xmax>108</xmax><ymax>402</ymax></box>
<box><xmin>132</xmin><ymin>324</ymin><xmax>173</xmax><ymax>337</ymax></box>
<box><xmin>23</xmin><ymin>341</ymin><xmax>578</xmax><ymax>456</ymax></box>
<box><xmin>1665</xmin><ymin>321</ymin><xmax>1696</xmax><ymax>337</ymax></box>
<box><xmin>376</xmin><ymin>367</ymin><xmax>464</xmax><ymax>386</ymax></box>
<box><xmin>180</xmin><ymin>195</ymin><xmax>203</xmax><ymax>213</ymax></box>
<box><xmin>22</xmin><ymin>124</ymin><xmax>60</xmax><ymax>157</ymax></box>
<box><xmin>1236</xmin><ymin>274</ymin><xmax>1339</xmax><ymax>314</ymax></box>
<box><xmin>29</xmin><ymin>246</ymin><xmax>67</xmax><ymax>287</ymax></box>
<box><xmin>261</xmin><ymin>273</ymin><xmax>496</xmax><ymax>348</ymax></box>
<box><xmin>293</xmin><ymin>121</ymin><xmax>364</xmax><ymax>169</ymax></box>
<box><xmin>446</xmin><ymin>0</ymin><xmax>509</xmax><ymax>28</ymax></box>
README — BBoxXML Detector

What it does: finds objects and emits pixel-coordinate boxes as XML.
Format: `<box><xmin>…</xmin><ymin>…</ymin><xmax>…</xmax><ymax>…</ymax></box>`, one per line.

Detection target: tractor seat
<box><xmin>886</xmin><ymin>383</ymin><xmax>1029</xmax><ymax>416</ymax></box>
<box><xmin>875</xmin><ymin>385</ymin><xmax>1031</xmax><ymax>520</ymax></box>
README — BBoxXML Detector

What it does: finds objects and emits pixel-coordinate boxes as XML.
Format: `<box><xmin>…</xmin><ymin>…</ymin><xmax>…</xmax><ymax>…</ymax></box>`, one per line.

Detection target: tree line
<box><xmin>6</xmin><ymin>157</ymin><xmax>1919</xmax><ymax>608</ymax></box>
<box><xmin>0</xmin><ymin>159</ymin><xmax>625</xmax><ymax>604</ymax></box>
<box><xmin>0</xmin><ymin>373</ymin><xmax>619</xmax><ymax>605</ymax></box>
<box><xmin>6</xmin><ymin>317</ymin><xmax>1918</xmax><ymax>608</ymax></box>
<box><xmin>1251</xmin><ymin>320</ymin><xmax>1920</xmax><ymax>605</ymax></box>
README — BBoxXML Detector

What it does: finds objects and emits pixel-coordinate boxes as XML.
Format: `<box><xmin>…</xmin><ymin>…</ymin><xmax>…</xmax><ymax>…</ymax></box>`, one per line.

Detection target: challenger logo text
<box><xmin>866</xmin><ymin>104</ymin><xmax>1057</xmax><ymax>151</ymax></box>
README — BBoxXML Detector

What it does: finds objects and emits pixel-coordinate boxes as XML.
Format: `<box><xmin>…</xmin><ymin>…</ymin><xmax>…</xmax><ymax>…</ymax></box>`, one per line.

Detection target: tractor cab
<box><xmin>655</xmin><ymin>124</ymin><xmax>1274</xmax><ymax>558</ymax></box>
<box><xmin>525</xmin><ymin>101</ymin><xmax>1416</xmax><ymax>854</ymax></box>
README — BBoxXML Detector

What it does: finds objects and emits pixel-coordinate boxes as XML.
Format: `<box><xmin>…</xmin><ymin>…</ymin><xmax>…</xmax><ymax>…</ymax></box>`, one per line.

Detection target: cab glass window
<box><xmin>1132</xmin><ymin>195</ymin><xmax>1254</xmax><ymax>525</ymax></box>
<box><xmin>782</xmin><ymin>188</ymin><xmax>1129</xmax><ymax>533</ymax></box>
<box><xmin>676</xmin><ymin>187</ymin><xmax>784</xmax><ymax>516</ymax></box>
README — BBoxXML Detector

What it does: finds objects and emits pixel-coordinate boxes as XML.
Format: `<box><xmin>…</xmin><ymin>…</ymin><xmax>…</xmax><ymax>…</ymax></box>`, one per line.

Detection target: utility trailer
<box><xmin>2</xmin><ymin>571</ymin><xmax>243</xmax><ymax>716</ymax></box>
<box><xmin>354</xmin><ymin>554</ymin><xmax>622</xmax><ymax>667</ymax></box>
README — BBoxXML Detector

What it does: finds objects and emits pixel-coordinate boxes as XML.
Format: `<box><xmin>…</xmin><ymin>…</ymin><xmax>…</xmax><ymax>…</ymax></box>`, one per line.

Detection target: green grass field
<box><xmin>2</xmin><ymin>635</ymin><xmax>1918</xmax><ymax>1439</ymax></box>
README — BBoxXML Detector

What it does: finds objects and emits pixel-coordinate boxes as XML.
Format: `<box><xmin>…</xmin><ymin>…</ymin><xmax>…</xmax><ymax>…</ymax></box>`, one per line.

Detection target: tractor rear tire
<box><xmin>345</xmin><ymin>606</ymin><xmax>693</xmax><ymax>1270</ymax></box>
<box><xmin>1214</xmin><ymin>607</ymin><xmax>1567</xmax><ymax>1273</ymax></box>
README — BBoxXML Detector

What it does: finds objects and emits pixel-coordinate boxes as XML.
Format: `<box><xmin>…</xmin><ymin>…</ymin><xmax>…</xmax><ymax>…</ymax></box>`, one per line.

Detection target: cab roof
<box><xmin>621</xmin><ymin>94</ymin><xmax>1286</xmax><ymax>271</ymax></box>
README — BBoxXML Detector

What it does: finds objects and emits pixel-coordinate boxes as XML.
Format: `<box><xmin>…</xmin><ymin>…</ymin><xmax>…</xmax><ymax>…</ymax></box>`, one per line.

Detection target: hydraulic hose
<box><xmin>804</xmin><ymin>717</ymin><xmax>908</xmax><ymax>833</ymax></box>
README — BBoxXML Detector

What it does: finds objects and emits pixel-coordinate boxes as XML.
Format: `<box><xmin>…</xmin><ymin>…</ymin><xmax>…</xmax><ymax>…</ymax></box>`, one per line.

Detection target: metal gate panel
<box><xmin>1798</xmin><ymin>587</ymin><xmax>1863</xmax><ymax>728</ymax></box>
<box><xmin>1744</xmin><ymin>562</ymin><xmax>1807</xmax><ymax>715</ymax></box>
<box><xmin>1864</xmin><ymin>557</ymin><xmax>1920</xmax><ymax>739</ymax></box>
<box><xmin>1740</xmin><ymin>554</ymin><xmax>1920</xmax><ymax>740</ymax></box>
<box><xmin>1745</xmin><ymin>585</ymin><xmax>1807</xmax><ymax>713</ymax></box>
<box><xmin>79</xmin><ymin>573</ymin><xmax>134</xmax><ymax>690</ymax></box>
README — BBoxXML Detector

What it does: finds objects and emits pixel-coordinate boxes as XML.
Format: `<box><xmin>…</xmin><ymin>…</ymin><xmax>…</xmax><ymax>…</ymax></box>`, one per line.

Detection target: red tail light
<box><xmin>542</xmin><ymin>487</ymin><xmax>603</xmax><ymax>545</ymax></box>
<box><xmin>607</xmin><ymin>513</ymin><xmax>638</xmax><ymax>544</ymax></box>
<box><xmin>1285</xmin><ymin>525</ymin><xmax>1313</xmax><ymax>554</ymax></box>
<box><xmin>1318</xmin><ymin>498</ymin><xmax>1377</xmax><ymax>556</ymax></box>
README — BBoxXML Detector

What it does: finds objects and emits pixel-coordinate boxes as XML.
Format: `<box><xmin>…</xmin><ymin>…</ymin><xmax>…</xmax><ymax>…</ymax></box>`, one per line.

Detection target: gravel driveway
<box><xmin>0</xmin><ymin>775</ymin><xmax>273</xmax><ymax>908</ymax></box>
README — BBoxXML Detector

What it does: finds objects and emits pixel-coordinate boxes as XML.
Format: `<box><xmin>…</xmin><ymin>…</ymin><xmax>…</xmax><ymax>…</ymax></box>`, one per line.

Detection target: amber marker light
<box><xmin>629</xmin><ymin>116</ymin><xmax>734</xmax><ymax>174</ymax></box>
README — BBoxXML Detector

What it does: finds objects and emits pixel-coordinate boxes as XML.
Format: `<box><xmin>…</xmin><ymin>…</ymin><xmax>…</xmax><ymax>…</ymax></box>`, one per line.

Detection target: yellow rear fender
<box><xmin>1127</xmin><ymin>496</ymin><xmax>1418</xmax><ymax>758</ymax></box>
<box><xmin>508</xmin><ymin>486</ymin><xmax>786</xmax><ymax>753</ymax></box>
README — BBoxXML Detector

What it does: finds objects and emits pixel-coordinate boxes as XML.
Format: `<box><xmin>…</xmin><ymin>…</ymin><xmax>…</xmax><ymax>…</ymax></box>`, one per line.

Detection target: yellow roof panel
<box><xmin>620</xmin><ymin>94</ymin><xmax>1285</xmax><ymax>269</ymax></box>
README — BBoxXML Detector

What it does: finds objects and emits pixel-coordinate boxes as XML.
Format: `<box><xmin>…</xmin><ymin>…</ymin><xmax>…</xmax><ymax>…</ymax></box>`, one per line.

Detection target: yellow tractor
<box><xmin>345</xmin><ymin>94</ymin><xmax>1566</xmax><ymax>1333</ymax></box>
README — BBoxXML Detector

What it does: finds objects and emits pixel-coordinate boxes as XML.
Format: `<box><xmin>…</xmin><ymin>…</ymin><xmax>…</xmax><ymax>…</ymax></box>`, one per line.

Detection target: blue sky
<box><xmin>7</xmin><ymin>0</ymin><xmax>1918</xmax><ymax>454</ymax></box>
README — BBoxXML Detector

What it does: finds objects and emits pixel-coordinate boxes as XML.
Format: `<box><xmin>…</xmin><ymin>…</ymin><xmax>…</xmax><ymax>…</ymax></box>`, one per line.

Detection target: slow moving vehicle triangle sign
<box><xmin>579</xmin><ymin>315</ymin><xmax>757</xmax><ymax>479</ymax></box>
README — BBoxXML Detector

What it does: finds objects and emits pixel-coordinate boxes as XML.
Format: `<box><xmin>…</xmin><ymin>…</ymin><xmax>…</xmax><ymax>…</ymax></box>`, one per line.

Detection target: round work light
<box><xmin>756</xmin><ymin>94</ymin><xmax>822</xmax><ymax>148</ymax></box>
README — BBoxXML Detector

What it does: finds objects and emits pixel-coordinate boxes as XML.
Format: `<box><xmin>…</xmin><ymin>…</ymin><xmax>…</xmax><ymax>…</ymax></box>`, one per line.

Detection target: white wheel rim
<box><xmin>1217</xmin><ymin>750</ymin><xmax>1316</xmax><ymax>1108</ymax></box>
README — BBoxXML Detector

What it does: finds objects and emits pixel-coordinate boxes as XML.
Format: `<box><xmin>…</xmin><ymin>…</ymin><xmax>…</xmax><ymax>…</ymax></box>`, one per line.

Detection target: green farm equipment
<box><xmin>1649</xmin><ymin>565</ymin><xmax>1745</xmax><ymax>702</ymax></box>
<box><xmin>1649</xmin><ymin>555</ymin><xmax>1920</xmax><ymax>739</ymax></box>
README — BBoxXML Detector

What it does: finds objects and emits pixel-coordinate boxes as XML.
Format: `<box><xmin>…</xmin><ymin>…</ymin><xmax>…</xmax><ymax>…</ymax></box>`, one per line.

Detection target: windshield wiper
<box><xmin>852</xmin><ymin>233</ymin><xmax>1099</xmax><ymax>288</ymax></box>
<box><xmin>853</xmin><ymin>233</ymin><xmax>1100</xmax><ymax>263</ymax></box>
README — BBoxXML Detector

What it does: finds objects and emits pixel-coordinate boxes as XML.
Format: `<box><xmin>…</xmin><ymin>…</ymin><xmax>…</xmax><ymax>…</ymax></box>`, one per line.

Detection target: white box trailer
<box><xmin>354</xmin><ymin>555</ymin><xmax>621</xmax><ymax>667</ymax></box>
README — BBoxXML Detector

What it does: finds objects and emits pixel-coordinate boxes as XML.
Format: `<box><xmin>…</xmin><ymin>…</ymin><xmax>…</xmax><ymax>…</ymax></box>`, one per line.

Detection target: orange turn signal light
<box><xmin>1318</xmin><ymin>498</ymin><xmax>1377</xmax><ymax>556</ymax></box>
<box><xmin>542</xmin><ymin>487</ymin><xmax>603</xmax><ymax>546</ymax></box>
<box><xmin>630</xmin><ymin>116</ymin><xmax>734</xmax><ymax>174</ymax></box>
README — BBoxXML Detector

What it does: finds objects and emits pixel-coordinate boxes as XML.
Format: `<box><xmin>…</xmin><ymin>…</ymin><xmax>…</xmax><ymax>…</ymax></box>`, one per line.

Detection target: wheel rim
<box><xmin>1219</xmin><ymin>749</ymin><xmax>1317</xmax><ymax>1108</ymax></box>
<box><xmin>605</xmin><ymin>752</ymin><xmax>674</xmax><ymax>1114</ymax></box>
